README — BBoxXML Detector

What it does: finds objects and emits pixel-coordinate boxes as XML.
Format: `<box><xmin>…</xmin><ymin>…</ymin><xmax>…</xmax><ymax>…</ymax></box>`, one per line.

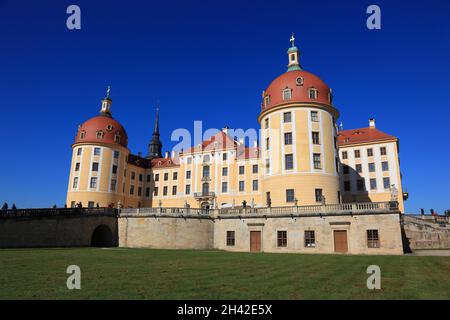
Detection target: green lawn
<box><xmin>0</xmin><ymin>248</ymin><xmax>449</xmax><ymax>300</ymax></box>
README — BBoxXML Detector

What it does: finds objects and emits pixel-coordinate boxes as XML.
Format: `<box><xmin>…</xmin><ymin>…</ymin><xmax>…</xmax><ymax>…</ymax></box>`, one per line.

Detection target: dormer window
<box><xmin>264</xmin><ymin>95</ymin><xmax>270</xmax><ymax>108</ymax></box>
<box><xmin>96</xmin><ymin>130</ymin><xmax>104</xmax><ymax>139</ymax></box>
<box><xmin>295</xmin><ymin>77</ymin><xmax>304</xmax><ymax>86</ymax></box>
<box><xmin>328</xmin><ymin>89</ymin><xmax>333</xmax><ymax>103</ymax></box>
<box><xmin>282</xmin><ymin>87</ymin><xmax>292</xmax><ymax>100</ymax></box>
<box><xmin>114</xmin><ymin>134</ymin><xmax>121</xmax><ymax>143</ymax></box>
<box><xmin>79</xmin><ymin>131</ymin><xmax>86</xmax><ymax>139</ymax></box>
<box><xmin>308</xmin><ymin>87</ymin><xmax>318</xmax><ymax>99</ymax></box>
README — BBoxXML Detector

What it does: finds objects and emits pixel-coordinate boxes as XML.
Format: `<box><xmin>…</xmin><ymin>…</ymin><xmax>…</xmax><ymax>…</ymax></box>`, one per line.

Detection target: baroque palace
<box><xmin>64</xmin><ymin>36</ymin><xmax>408</xmax><ymax>254</ymax></box>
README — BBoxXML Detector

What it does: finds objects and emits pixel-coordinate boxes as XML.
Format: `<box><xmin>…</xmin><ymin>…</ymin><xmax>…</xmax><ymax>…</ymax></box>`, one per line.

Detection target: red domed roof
<box><xmin>74</xmin><ymin>115</ymin><xmax>128</xmax><ymax>148</ymax></box>
<box><xmin>262</xmin><ymin>70</ymin><xmax>332</xmax><ymax>112</ymax></box>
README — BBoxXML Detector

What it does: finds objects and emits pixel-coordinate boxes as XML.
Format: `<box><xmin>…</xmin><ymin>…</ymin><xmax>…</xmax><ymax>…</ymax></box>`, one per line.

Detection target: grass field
<box><xmin>0</xmin><ymin>248</ymin><xmax>449</xmax><ymax>300</ymax></box>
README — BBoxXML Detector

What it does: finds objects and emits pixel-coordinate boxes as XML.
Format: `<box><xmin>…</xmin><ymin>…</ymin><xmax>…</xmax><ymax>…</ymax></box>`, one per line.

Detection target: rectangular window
<box><xmin>138</xmin><ymin>187</ymin><xmax>142</xmax><ymax>196</ymax></box>
<box><xmin>252</xmin><ymin>180</ymin><xmax>258</xmax><ymax>191</ymax></box>
<box><xmin>239</xmin><ymin>166</ymin><xmax>245</xmax><ymax>175</ymax></box>
<box><xmin>342</xmin><ymin>151</ymin><xmax>348</xmax><ymax>159</ymax></box>
<box><xmin>164</xmin><ymin>173</ymin><xmax>168</xmax><ymax>181</ymax></box>
<box><xmin>203</xmin><ymin>166</ymin><xmax>210</xmax><ymax>178</ymax></box>
<box><xmin>146</xmin><ymin>174</ymin><xmax>151</xmax><ymax>183</ymax></box>
<box><xmin>223</xmin><ymin>153</ymin><xmax>228</xmax><ymax>161</ymax></box>
<box><xmin>357</xmin><ymin>179</ymin><xmax>365</xmax><ymax>191</ymax></box>
<box><xmin>163</xmin><ymin>186</ymin><xmax>168</xmax><ymax>196</ymax></box>
<box><xmin>343</xmin><ymin>165</ymin><xmax>349</xmax><ymax>174</ymax></box>
<box><xmin>154</xmin><ymin>187</ymin><xmax>158</xmax><ymax>196</ymax></box>
<box><xmin>313</xmin><ymin>153</ymin><xmax>321</xmax><ymax>169</ymax></box>
<box><xmin>226</xmin><ymin>231</ymin><xmax>235</xmax><ymax>246</ymax></box>
<box><xmin>172</xmin><ymin>186</ymin><xmax>177</xmax><ymax>196</ymax></box>
<box><xmin>344</xmin><ymin>181</ymin><xmax>350</xmax><ymax>192</ymax></box>
<box><xmin>370</xmin><ymin>178</ymin><xmax>377</xmax><ymax>190</ymax></box>
<box><xmin>283</xmin><ymin>112</ymin><xmax>292</xmax><ymax>123</ymax></box>
<box><xmin>277</xmin><ymin>231</ymin><xmax>287</xmax><ymax>247</ymax></box>
<box><xmin>283</xmin><ymin>89</ymin><xmax>292</xmax><ymax>101</ymax></box>
<box><xmin>265</xmin><ymin>158</ymin><xmax>270</xmax><ymax>174</ymax></box>
<box><xmin>131</xmin><ymin>172</ymin><xmax>135</xmax><ymax>180</ymax></box>
<box><xmin>285</xmin><ymin>154</ymin><xmax>294</xmax><ymax>170</ymax></box>
<box><xmin>266</xmin><ymin>137</ymin><xmax>270</xmax><ymax>150</ymax></box>
<box><xmin>222</xmin><ymin>167</ymin><xmax>228</xmax><ymax>176</ymax></box>
<box><xmin>222</xmin><ymin>182</ymin><xmax>228</xmax><ymax>193</ymax></box>
<box><xmin>154</xmin><ymin>173</ymin><xmax>159</xmax><ymax>181</ymax></box>
<box><xmin>145</xmin><ymin>187</ymin><xmax>150</xmax><ymax>198</ymax></box>
<box><xmin>367</xmin><ymin>229</ymin><xmax>380</xmax><ymax>248</ymax></box>
<box><xmin>383</xmin><ymin>177</ymin><xmax>390</xmax><ymax>189</ymax></box>
<box><xmin>130</xmin><ymin>185</ymin><xmax>134</xmax><ymax>195</ymax></box>
<box><xmin>187</xmin><ymin>157</ymin><xmax>192</xmax><ymax>164</ymax></box>
<box><xmin>286</xmin><ymin>189</ymin><xmax>295</xmax><ymax>202</ymax></box>
<box><xmin>239</xmin><ymin>181</ymin><xmax>244</xmax><ymax>192</ymax></box>
<box><xmin>354</xmin><ymin>150</ymin><xmax>361</xmax><ymax>158</ymax></box>
<box><xmin>309</xmin><ymin>89</ymin><xmax>317</xmax><ymax>99</ymax></box>
<box><xmin>367</xmin><ymin>148</ymin><xmax>373</xmax><ymax>157</ymax></box>
<box><xmin>110</xmin><ymin>179</ymin><xmax>116</xmax><ymax>191</ymax></box>
<box><xmin>315</xmin><ymin>189</ymin><xmax>323</xmax><ymax>203</ymax></box>
<box><xmin>356</xmin><ymin>164</ymin><xmax>362</xmax><ymax>173</ymax></box>
<box><xmin>380</xmin><ymin>147</ymin><xmax>387</xmax><ymax>156</ymax></box>
<box><xmin>312</xmin><ymin>131</ymin><xmax>320</xmax><ymax>145</ymax></box>
<box><xmin>304</xmin><ymin>230</ymin><xmax>316</xmax><ymax>247</ymax></box>
<box><xmin>139</xmin><ymin>174</ymin><xmax>143</xmax><ymax>182</ymax></box>
<box><xmin>94</xmin><ymin>147</ymin><xmax>101</xmax><ymax>156</ymax></box>
<box><xmin>92</xmin><ymin>162</ymin><xmax>99</xmax><ymax>172</ymax></box>
<box><xmin>311</xmin><ymin>111</ymin><xmax>319</xmax><ymax>122</ymax></box>
<box><xmin>114</xmin><ymin>151</ymin><xmax>120</xmax><ymax>159</ymax></box>
<box><xmin>382</xmin><ymin>161</ymin><xmax>389</xmax><ymax>171</ymax></box>
<box><xmin>252</xmin><ymin>164</ymin><xmax>258</xmax><ymax>174</ymax></box>
<box><xmin>264</xmin><ymin>118</ymin><xmax>269</xmax><ymax>129</ymax></box>
<box><xmin>186</xmin><ymin>171</ymin><xmax>191</xmax><ymax>179</ymax></box>
<box><xmin>369</xmin><ymin>163</ymin><xmax>375</xmax><ymax>172</ymax></box>
<box><xmin>88</xmin><ymin>201</ymin><xmax>95</xmax><ymax>208</ymax></box>
<box><xmin>173</xmin><ymin>172</ymin><xmax>178</xmax><ymax>180</ymax></box>
<box><xmin>112</xmin><ymin>165</ymin><xmax>118</xmax><ymax>174</ymax></box>
<box><xmin>185</xmin><ymin>184</ymin><xmax>191</xmax><ymax>195</ymax></box>
<box><xmin>284</xmin><ymin>132</ymin><xmax>293</xmax><ymax>145</ymax></box>
<box><xmin>77</xmin><ymin>148</ymin><xmax>82</xmax><ymax>156</ymax></box>
<box><xmin>90</xmin><ymin>177</ymin><xmax>97</xmax><ymax>189</ymax></box>
<box><xmin>72</xmin><ymin>177</ymin><xmax>78</xmax><ymax>189</ymax></box>
<box><xmin>75</xmin><ymin>163</ymin><xmax>80</xmax><ymax>171</ymax></box>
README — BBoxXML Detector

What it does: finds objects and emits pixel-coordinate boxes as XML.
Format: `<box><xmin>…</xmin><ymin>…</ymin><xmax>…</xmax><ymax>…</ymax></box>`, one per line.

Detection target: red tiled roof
<box><xmin>151</xmin><ymin>157</ymin><xmax>180</xmax><ymax>168</ymax></box>
<box><xmin>183</xmin><ymin>131</ymin><xmax>238</xmax><ymax>154</ymax></box>
<box><xmin>338</xmin><ymin>127</ymin><xmax>396</xmax><ymax>146</ymax></box>
<box><xmin>237</xmin><ymin>146</ymin><xmax>260</xmax><ymax>160</ymax></box>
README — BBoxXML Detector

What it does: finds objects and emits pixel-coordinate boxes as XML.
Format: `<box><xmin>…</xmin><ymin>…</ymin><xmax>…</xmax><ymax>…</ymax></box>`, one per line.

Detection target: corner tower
<box><xmin>258</xmin><ymin>35</ymin><xmax>341</xmax><ymax>206</ymax></box>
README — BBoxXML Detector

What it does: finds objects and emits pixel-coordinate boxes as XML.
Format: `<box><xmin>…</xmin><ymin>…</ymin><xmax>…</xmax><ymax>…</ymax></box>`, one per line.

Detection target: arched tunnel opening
<box><xmin>91</xmin><ymin>224</ymin><xmax>113</xmax><ymax>247</ymax></box>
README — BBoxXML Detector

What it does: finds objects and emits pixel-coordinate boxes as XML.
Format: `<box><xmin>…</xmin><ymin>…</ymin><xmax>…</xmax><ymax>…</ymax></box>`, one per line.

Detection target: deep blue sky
<box><xmin>0</xmin><ymin>0</ymin><xmax>449</xmax><ymax>212</ymax></box>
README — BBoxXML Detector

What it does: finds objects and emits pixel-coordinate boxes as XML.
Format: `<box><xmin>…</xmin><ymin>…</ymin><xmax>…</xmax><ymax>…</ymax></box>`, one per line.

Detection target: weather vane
<box><xmin>106</xmin><ymin>85</ymin><xmax>111</xmax><ymax>98</ymax></box>
<box><xmin>290</xmin><ymin>33</ymin><xmax>295</xmax><ymax>47</ymax></box>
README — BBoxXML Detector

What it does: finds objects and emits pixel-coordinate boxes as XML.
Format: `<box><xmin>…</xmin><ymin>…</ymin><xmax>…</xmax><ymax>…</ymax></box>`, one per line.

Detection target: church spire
<box><xmin>147</xmin><ymin>107</ymin><xmax>163</xmax><ymax>159</ymax></box>
<box><xmin>100</xmin><ymin>85</ymin><xmax>113</xmax><ymax>116</ymax></box>
<box><xmin>287</xmin><ymin>33</ymin><xmax>302</xmax><ymax>72</ymax></box>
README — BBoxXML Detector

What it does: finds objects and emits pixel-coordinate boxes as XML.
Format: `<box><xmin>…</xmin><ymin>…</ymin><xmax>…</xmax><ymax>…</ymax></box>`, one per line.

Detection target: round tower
<box><xmin>259</xmin><ymin>35</ymin><xmax>340</xmax><ymax>206</ymax></box>
<box><xmin>66</xmin><ymin>88</ymin><xmax>130</xmax><ymax>208</ymax></box>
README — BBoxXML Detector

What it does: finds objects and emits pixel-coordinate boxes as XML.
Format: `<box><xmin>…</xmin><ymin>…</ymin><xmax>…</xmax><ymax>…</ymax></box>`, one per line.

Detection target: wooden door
<box><xmin>334</xmin><ymin>230</ymin><xmax>348</xmax><ymax>253</ymax></box>
<box><xmin>250</xmin><ymin>231</ymin><xmax>261</xmax><ymax>252</ymax></box>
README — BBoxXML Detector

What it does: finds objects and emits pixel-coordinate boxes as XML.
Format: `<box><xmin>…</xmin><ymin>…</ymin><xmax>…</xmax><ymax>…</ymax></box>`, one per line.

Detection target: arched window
<box><xmin>308</xmin><ymin>87</ymin><xmax>318</xmax><ymax>99</ymax></box>
<box><xmin>283</xmin><ymin>87</ymin><xmax>292</xmax><ymax>100</ymax></box>
<box><xmin>80</xmin><ymin>131</ymin><xmax>86</xmax><ymax>139</ymax></box>
<box><xmin>114</xmin><ymin>134</ymin><xmax>121</xmax><ymax>143</ymax></box>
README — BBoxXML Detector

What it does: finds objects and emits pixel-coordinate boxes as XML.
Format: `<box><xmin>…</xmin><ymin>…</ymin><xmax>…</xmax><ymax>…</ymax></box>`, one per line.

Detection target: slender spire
<box><xmin>147</xmin><ymin>106</ymin><xmax>163</xmax><ymax>159</ymax></box>
<box><xmin>100</xmin><ymin>85</ymin><xmax>112</xmax><ymax>116</ymax></box>
<box><xmin>287</xmin><ymin>33</ymin><xmax>302</xmax><ymax>71</ymax></box>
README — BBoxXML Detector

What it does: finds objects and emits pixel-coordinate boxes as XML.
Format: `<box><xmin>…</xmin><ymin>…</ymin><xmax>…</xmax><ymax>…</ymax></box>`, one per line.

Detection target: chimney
<box><xmin>369</xmin><ymin>118</ymin><xmax>376</xmax><ymax>128</ymax></box>
<box><xmin>165</xmin><ymin>151</ymin><xmax>169</xmax><ymax>158</ymax></box>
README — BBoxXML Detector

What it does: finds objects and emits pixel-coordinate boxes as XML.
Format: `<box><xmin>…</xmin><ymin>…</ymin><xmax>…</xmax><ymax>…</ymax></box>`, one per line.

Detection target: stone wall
<box><xmin>118</xmin><ymin>215</ymin><xmax>214</xmax><ymax>249</ymax></box>
<box><xmin>0</xmin><ymin>209</ymin><xmax>118</xmax><ymax>248</ymax></box>
<box><xmin>214</xmin><ymin>213</ymin><xmax>403</xmax><ymax>255</ymax></box>
<box><xmin>403</xmin><ymin>215</ymin><xmax>450</xmax><ymax>250</ymax></box>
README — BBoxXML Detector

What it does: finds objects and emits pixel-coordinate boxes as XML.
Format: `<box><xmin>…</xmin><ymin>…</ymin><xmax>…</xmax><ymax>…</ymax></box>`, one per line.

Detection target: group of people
<box><xmin>1</xmin><ymin>202</ymin><xmax>17</xmax><ymax>210</ymax></box>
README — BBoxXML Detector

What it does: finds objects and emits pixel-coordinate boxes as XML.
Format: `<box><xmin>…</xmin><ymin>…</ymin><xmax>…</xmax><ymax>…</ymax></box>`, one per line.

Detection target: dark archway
<box><xmin>91</xmin><ymin>224</ymin><xmax>113</xmax><ymax>247</ymax></box>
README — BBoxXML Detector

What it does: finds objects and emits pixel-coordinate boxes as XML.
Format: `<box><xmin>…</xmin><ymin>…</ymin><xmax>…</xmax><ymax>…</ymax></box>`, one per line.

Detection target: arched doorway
<box><xmin>91</xmin><ymin>224</ymin><xmax>113</xmax><ymax>247</ymax></box>
<box><xmin>201</xmin><ymin>201</ymin><xmax>210</xmax><ymax>214</ymax></box>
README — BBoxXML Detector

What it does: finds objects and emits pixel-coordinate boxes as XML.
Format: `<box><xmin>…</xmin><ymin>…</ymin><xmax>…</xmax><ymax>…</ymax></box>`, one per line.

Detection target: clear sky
<box><xmin>0</xmin><ymin>0</ymin><xmax>449</xmax><ymax>213</ymax></box>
